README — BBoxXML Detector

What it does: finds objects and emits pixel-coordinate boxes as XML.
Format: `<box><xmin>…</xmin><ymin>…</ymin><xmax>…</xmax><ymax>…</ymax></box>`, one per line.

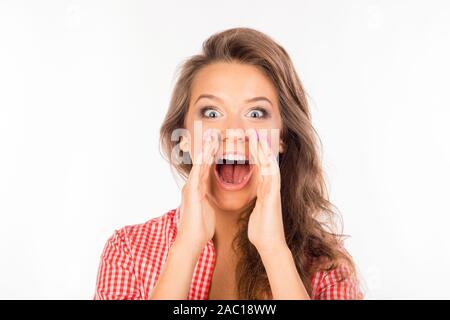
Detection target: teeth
<box><xmin>224</xmin><ymin>153</ymin><xmax>246</xmax><ymax>161</ymax></box>
<box><xmin>218</xmin><ymin>153</ymin><xmax>247</xmax><ymax>164</ymax></box>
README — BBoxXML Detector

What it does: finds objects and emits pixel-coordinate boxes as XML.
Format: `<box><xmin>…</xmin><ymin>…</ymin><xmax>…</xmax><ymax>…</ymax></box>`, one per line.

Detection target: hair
<box><xmin>159</xmin><ymin>27</ymin><xmax>362</xmax><ymax>299</ymax></box>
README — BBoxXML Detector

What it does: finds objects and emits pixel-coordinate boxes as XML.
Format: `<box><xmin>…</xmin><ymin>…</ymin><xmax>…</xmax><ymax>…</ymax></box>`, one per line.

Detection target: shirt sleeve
<box><xmin>93</xmin><ymin>228</ymin><xmax>142</xmax><ymax>300</ymax></box>
<box><xmin>312</xmin><ymin>263</ymin><xmax>364</xmax><ymax>300</ymax></box>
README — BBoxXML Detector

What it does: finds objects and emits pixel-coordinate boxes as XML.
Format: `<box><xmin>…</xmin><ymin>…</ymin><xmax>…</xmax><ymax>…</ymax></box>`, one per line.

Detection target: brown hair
<box><xmin>160</xmin><ymin>27</ymin><xmax>362</xmax><ymax>299</ymax></box>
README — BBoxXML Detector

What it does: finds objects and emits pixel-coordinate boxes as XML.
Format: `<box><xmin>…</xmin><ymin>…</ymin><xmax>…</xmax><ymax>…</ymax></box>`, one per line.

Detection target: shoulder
<box><xmin>310</xmin><ymin>257</ymin><xmax>364</xmax><ymax>300</ymax></box>
<box><xmin>115</xmin><ymin>208</ymin><xmax>178</xmax><ymax>245</ymax></box>
<box><xmin>99</xmin><ymin>207</ymin><xmax>179</xmax><ymax>266</ymax></box>
<box><xmin>95</xmin><ymin>208</ymin><xmax>179</xmax><ymax>300</ymax></box>
<box><xmin>105</xmin><ymin>208</ymin><xmax>179</xmax><ymax>258</ymax></box>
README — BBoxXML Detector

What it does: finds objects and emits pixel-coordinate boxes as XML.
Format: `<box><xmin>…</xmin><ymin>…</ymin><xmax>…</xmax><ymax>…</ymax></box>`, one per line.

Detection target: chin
<box><xmin>210</xmin><ymin>190</ymin><xmax>255</xmax><ymax>213</ymax></box>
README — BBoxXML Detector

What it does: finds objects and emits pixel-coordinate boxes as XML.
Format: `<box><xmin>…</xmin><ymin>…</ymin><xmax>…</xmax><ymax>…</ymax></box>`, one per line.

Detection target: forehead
<box><xmin>190</xmin><ymin>62</ymin><xmax>278</xmax><ymax>104</ymax></box>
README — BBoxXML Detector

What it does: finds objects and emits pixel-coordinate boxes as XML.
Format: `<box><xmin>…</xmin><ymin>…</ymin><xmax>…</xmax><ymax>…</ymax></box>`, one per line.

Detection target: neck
<box><xmin>210</xmin><ymin>200</ymin><xmax>255</xmax><ymax>250</ymax></box>
<box><xmin>211</xmin><ymin>209</ymin><xmax>239</xmax><ymax>250</ymax></box>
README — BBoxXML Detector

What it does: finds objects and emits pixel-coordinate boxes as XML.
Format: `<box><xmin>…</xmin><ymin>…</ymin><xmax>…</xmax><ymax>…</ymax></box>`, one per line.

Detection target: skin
<box><xmin>183</xmin><ymin>62</ymin><xmax>283</xmax><ymax>246</ymax></box>
<box><xmin>150</xmin><ymin>62</ymin><xmax>310</xmax><ymax>300</ymax></box>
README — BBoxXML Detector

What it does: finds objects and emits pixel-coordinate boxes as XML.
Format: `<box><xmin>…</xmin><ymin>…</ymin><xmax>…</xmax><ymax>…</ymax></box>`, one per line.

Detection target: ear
<box><xmin>180</xmin><ymin>135</ymin><xmax>190</xmax><ymax>153</ymax></box>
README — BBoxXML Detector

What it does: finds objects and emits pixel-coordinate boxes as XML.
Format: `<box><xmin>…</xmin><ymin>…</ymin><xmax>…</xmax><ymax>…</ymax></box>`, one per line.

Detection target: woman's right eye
<box><xmin>200</xmin><ymin>107</ymin><xmax>222</xmax><ymax>119</ymax></box>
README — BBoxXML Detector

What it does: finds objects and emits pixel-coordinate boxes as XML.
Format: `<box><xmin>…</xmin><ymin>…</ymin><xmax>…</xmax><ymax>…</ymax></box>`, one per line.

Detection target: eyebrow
<box><xmin>194</xmin><ymin>94</ymin><xmax>273</xmax><ymax>106</ymax></box>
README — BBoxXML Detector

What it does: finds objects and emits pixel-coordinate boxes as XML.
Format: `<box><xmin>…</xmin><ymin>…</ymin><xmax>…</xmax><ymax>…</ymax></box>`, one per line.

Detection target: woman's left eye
<box><xmin>246</xmin><ymin>108</ymin><xmax>268</xmax><ymax>119</ymax></box>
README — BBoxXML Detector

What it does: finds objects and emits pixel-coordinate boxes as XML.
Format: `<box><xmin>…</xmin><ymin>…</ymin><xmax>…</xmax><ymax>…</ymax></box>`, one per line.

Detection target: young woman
<box><xmin>94</xmin><ymin>27</ymin><xmax>364</xmax><ymax>300</ymax></box>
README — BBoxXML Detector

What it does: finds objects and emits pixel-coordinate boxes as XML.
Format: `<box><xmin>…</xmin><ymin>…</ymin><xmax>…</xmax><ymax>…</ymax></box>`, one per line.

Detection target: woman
<box><xmin>94</xmin><ymin>27</ymin><xmax>364</xmax><ymax>300</ymax></box>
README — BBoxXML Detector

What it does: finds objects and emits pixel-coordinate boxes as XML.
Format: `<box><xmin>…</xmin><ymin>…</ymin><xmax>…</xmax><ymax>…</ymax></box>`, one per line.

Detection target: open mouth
<box><xmin>213</xmin><ymin>158</ymin><xmax>254</xmax><ymax>191</ymax></box>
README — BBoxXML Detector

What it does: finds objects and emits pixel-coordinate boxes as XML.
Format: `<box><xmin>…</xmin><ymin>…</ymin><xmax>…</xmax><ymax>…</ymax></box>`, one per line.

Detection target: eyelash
<box><xmin>199</xmin><ymin>106</ymin><xmax>270</xmax><ymax>119</ymax></box>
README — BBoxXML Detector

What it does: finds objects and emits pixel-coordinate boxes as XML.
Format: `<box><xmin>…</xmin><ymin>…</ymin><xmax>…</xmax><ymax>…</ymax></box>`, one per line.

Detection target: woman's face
<box><xmin>184</xmin><ymin>62</ymin><xmax>283</xmax><ymax>213</ymax></box>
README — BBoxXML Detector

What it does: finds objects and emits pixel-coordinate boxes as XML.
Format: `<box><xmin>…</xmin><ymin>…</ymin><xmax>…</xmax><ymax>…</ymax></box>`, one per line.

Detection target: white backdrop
<box><xmin>1</xmin><ymin>0</ymin><xmax>449</xmax><ymax>299</ymax></box>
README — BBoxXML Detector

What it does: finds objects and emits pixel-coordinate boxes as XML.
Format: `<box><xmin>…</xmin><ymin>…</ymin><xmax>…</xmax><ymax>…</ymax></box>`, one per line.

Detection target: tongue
<box><xmin>219</xmin><ymin>164</ymin><xmax>250</xmax><ymax>184</ymax></box>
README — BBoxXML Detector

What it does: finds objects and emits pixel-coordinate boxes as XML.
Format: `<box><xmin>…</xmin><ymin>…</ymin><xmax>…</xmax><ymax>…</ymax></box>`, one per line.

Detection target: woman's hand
<box><xmin>177</xmin><ymin>129</ymin><xmax>219</xmax><ymax>250</ymax></box>
<box><xmin>247</xmin><ymin>129</ymin><xmax>288</xmax><ymax>255</ymax></box>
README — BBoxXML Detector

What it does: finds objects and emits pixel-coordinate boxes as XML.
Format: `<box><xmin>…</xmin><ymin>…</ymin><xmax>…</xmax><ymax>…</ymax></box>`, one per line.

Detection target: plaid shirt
<box><xmin>94</xmin><ymin>207</ymin><xmax>363</xmax><ymax>300</ymax></box>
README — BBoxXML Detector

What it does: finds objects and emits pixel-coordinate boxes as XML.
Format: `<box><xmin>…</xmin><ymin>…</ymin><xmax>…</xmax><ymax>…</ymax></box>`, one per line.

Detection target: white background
<box><xmin>1</xmin><ymin>0</ymin><xmax>449</xmax><ymax>299</ymax></box>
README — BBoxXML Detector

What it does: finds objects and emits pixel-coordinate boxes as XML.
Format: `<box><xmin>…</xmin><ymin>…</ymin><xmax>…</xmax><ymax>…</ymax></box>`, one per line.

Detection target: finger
<box><xmin>188</xmin><ymin>129</ymin><xmax>212</xmax><ymax>186</ymax></box>
<box><xmin>199</xmin><ymin>130</ymin><xmax>219</xmax><ymax>188</ymax></box>
<box><xmin>247</xmin><ymin>128</ymin><xmax>259</xmax><ymax>167</ymax></box>
<box><xmin>247</xmin><ymin>128</ymin><xmax>263</xmax><ymax>185</ymax></box>
<box><xmin>204</xmin><ymin>129</ymin><xmax>220</xmax><ymax>165</ymax></box>
<box><xmin>188</xmin><ymin>152</ymin><xmax>202</xmax><ymax>187</ymax></box>
<box><xmin>250</xmin><ymin>129</ymin><xmax>272</xmax><ymax>173</ymax></box>
<box><xmin>249</xmin><ymin>128</ymin><xmax>280</xmax><ymax>193</ymax></box>
<box><xmin>257</xmin><ymin>131</ymin><xmax>280</xmax><ymax>178</ymax></box>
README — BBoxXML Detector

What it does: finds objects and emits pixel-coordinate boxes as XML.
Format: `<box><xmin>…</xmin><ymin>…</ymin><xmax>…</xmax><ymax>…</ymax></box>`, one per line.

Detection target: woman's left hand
<box><xmin>247</xmin><ymin>129</ymin><xmax>288</xmax><ymax>255</ymax></box>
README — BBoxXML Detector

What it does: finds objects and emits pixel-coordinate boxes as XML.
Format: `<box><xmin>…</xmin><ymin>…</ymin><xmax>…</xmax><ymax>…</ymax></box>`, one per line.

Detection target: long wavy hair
<box><xmin>160</xmin><ymin>27</ymin><xmax>361</xmax><ymax>299</ymax></box>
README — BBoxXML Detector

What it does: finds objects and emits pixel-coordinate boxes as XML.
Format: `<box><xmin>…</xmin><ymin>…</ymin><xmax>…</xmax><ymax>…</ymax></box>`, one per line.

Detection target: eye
<box><xmin>200</xmin><ymin>106</ymin><xmax>222</xmax><ymax>119</ymax></box>
<box><xmin>246</xmin><ymin>107</ymin><xmax>269</xmax><ymax>119</ymax></box>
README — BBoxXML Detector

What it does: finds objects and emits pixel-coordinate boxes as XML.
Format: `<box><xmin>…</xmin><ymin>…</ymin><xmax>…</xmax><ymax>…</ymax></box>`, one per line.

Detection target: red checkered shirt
<box><xmin>93</xmin><ymin>207</ymin><xmax>363</xmax><ymax>300</ymax></box>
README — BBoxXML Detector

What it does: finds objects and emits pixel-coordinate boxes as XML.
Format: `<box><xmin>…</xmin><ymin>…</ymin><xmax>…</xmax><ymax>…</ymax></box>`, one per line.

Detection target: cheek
<box><xmin>185</xmin><ymin>120</ymin><xmax>219</xmax><ymax>143</ymax></box>
<box><xmin>248</xmin><ymin>168</ymin><xmax>259</xmax><ymax>191</ymax></box>
<box><xmin>250</xmin><ymin>114</ymin><xmax>282</xmax><ymax>131</ymax></box>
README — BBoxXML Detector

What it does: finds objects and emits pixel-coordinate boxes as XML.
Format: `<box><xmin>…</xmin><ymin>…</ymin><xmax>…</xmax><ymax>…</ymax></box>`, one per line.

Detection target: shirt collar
<box><xmin>174</xmin><ymin>205</ymin><xmax>181</xmax><ymax>230</ymax></box>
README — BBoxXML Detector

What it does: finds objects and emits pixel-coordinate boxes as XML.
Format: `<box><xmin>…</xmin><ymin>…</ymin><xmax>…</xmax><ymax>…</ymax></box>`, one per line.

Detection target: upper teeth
<box><xmin>220</xmin><ymin>153</ymin><xmax>246</xmax><ymax>162</ymax></box>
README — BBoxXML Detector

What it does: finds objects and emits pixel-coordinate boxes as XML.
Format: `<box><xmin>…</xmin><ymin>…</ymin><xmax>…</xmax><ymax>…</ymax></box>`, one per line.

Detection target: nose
<box><xmin>221</xmin><ymin>115</ymin><xmax>248</xmax><ymax>142</ymax></box>
<box><xmin>209</xmin><ymin>116</ymin><xmax>252</xmax><ymax>155</ymax></box>
<box><xmin>218</xmin><ymin>127</ymin><xmax>248</xmax><ymax>157</ymax></box>
<box><xmin>222</xmin><ymin>129</ymin><xmax>246</xmax><ymax>143</ymax></box>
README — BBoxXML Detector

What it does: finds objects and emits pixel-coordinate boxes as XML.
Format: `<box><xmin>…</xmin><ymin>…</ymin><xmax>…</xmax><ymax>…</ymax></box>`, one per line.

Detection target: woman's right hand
<box><xmin>176</xmin><ymin>129</ymin><xmax>219</xmax><ymax>250</ymax></box>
